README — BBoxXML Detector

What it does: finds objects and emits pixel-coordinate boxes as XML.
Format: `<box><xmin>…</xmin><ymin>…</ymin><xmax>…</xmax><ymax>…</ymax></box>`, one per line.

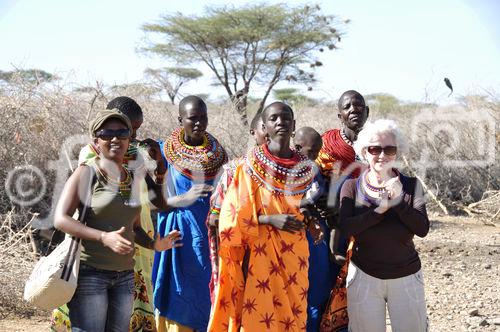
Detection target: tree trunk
<box><xmin>231</xmin><ymin>89</ymin><xmax>249</xmax><ymax>126</ymax></box>
<box><xmin>231</xmin><ymin>96</ymin><xmax>248</xmax><ymax>126</ymax></box>
<box><xmin>168</xmin><ymin>92</ymin><xmax>176</xmax><ymax>105</ymax></box>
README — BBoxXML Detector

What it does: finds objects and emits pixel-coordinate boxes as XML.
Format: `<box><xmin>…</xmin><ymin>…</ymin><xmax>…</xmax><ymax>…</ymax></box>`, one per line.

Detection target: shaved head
<box><xmin>337</xmin><ymin>90</ymin><xmax>365</xmax><ymax>111</ymax></box>
<box><xmin>179</xmin><ymin>95</ymin><xmax>207</xmax><ymax>117</ymax></box>
<box><xmin>262</xmin><ymin>102</ymin><xmax>294</xmax><ymax>122</ymax></box>
<box><xmin>294</xmin><ymin>126</ymin><xmax>323</xmax><ymax>161</ymax></box>
<box><xmin>295</xmin><ymin>127</ymin><xmax>322</xmax><ymax>144</ymax></box>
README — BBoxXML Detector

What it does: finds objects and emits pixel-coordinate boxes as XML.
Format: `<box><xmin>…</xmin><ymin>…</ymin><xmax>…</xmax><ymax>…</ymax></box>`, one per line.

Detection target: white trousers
<box><xmin>346</xmin><ymin>262</ymin><xmax>428</xmax><ymax>332</ymax></box>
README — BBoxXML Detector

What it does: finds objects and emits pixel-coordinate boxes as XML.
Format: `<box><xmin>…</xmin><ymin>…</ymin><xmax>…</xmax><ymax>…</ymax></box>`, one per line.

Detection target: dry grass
<box><xmin>0</xmin><ymin>73</ymin><xmax>498</xmax><ymax>316</ymax></box>
<box><xmin>0</xmin><ymin>209</ymin><xmax>46</xmax><ymax>319</ymax></box>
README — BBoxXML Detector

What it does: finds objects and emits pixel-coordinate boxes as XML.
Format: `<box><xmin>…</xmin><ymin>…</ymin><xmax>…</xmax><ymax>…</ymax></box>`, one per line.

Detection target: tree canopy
<box><xmin>273</xmin><ymin>88</ymin><xmax>312</xmax><ymax>105</ymax></box>
<box><xmin>0</xmin><ymin>69</ymin><xmax>57</xmax><ymax>84</ymax></box>
<box><xmin>141</xmin><ymin>3</ymin><xmax>346</xmax><ymax>124</ymax></box>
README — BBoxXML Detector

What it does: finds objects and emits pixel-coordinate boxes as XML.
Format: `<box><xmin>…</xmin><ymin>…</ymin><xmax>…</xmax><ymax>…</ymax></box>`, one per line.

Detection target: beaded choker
<box><xmin>94</xmin><ymin>163</ymin><xmax>133</xmax><ymax>200</ymax></box>
<box><xmin>364</xmin><ymin>168</ymin><xmax>400</xmax><ymax>192</ymax></box>
<box><xmin>364</xmin><ymin>171</ymin><xmax>386</xmax><ymax>193</ymax></box>
<box><xmin>163</xmin><ymin>127</ymin><xmax>228</xmax><ymax>180</ymax></box>
<box><xmin>358</xmin><ymin>168</ymin><xmax>400</xmax><ymax>203</ymax></box>
<box><xmin>340</xmin><ymin>129</ymin><xmax>353</xmax><ymax>146</ymax></box>
<box><xmin>86</xmin><ymin>142</ymin><xmax>145</xmax><ymax>172</ymax></box>
<box><xmin>246</xmin><ymin>145</ymin><xmax>314</xmax><ymax>196</ymax></box>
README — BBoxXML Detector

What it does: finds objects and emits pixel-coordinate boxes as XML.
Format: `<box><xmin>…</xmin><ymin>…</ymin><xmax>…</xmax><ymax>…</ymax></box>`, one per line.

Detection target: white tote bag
<box><xmin>24</xmin><ymin>167</ymin><xmax>95</xmax><ymax>310</ymax></box>
<box><xmin>23</xmin><ymin>235</ymin><xmax>81</xmax><ymax>310</ymax></box>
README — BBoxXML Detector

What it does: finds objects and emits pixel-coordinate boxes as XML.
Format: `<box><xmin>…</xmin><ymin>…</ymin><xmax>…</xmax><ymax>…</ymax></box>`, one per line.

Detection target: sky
<box><xmin>0</xmin><ymin>0</ymin><xmax>499</xmax><ymax>104</ymax></box>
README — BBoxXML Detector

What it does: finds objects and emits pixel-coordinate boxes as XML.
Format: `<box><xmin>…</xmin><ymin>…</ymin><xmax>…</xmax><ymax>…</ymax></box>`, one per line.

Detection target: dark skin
<box><xmin>124</xmin><ymin>116</ymin><xmax>167</xmax><ymax>211</ymax></box>
<box><xmin>54</xmin><ymin>119</ymin><xmax>182</xmax><ymax>254</ymax></box>
<box><xmin>294</xmin><ymin>127</ymin><xmax>325</xmax><ymax>244</ymax></box>
<box><xmin>320</xmin><ymin>90</ymin><xmax>369</xmax><ymax>264</ymax></box>
<box><xmin>148</xmin><ymin>96</ymin><xmax>213</xmax><ymax>210</ymax></box>
<box><xmin>257</xmin><ymin>102</ymin><xmax>304</xmax><ymax>233</ymax></box>
<box><xmin>207</xmin><ymin>117</ymin><xmax>266</xmax><ymax>228</ymax></box>
<box><xmin>90</xmin><ymin>112</ymin><xmax>168</xmax><ymax>211</ymax></box>
<box><xmin>294</xmin><ymin>126</ymin><xmax>323</xmax><ymax>161</ymax></box>
<box><xmin>129</xmin><ymin>115</ymin><xmax>144</xmax><ymax>141</ymax></box>
<box><xmin>337</xmin><ymin>90</ymin><xmax>369</xmax><ymax>143</ymax></box>
<box><xmin>178</xmin><ymin>96</ymin><xmax>209</xmax><ymax>146</ymax></box>
<box><xmin>261</xmin><ymin>102</ymin><xmax>295</xmax><ymax>158</ymax></box>
<box><xmin>249</xmin><ymin>117</ymin><xmax>267</xmax><ymax>146</ymax></box>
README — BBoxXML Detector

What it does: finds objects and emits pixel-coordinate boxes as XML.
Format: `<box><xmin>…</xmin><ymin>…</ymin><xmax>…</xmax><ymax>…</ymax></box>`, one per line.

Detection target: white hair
<box><xmin>353</xmin><ymin>119</ymin><xmax>409</xmax><ymax>160</ymax></box>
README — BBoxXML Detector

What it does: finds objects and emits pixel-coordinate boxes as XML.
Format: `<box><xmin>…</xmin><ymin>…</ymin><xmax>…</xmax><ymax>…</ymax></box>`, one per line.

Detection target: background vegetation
<box><xmin>0</xmin><ymin>2</ymin><xmax>498</xmax><ymax>320</ymax></box>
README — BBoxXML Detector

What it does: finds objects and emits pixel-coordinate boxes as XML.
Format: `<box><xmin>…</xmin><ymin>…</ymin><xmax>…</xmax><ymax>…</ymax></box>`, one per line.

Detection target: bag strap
<box><xmin>77</xmin><ymin>164</ymin><xmax>98</xmax><ymax>225</ymax></box>
<box><xmin>45</xmin><ymin>165</ymin><xmax>97</xmax><ymax>254</ymax></box>
<box><xmin>60</xmin><ymin>165</ymin><xmax>97</xmax><ymax>281</ymax></box>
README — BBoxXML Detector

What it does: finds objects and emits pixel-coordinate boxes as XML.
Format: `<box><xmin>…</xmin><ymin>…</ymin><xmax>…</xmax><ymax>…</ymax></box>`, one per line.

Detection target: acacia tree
<box><xmin>273</xmin><ymin>88</ymin><xmax>307</xmax><ymax>104</ymax></box>
<box><xmin>0</xmin><ymin>69</ymin><xmax>57</xmax><ymax>84</ymax></box>
<box><xmin>141</xmin><ymin>4</ymin><xmax>346</xmax><ymax>125</ymax></box>
<box><xmin>144</xmin><ymin>67</ymin><xmax>203</xmax><ymax>104</ymax></box>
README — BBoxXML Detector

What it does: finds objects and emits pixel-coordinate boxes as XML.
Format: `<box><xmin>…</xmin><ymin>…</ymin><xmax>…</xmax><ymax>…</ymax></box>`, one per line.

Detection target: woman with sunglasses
<box><xmin>54</xmin><ymin>109</ymin><xmax>182</xmax><ymax>332</ymax></box>
<box><xmin>338</xmin><ymin>119</ymin><xmax>429</xmax><ymax>332</ymax></box>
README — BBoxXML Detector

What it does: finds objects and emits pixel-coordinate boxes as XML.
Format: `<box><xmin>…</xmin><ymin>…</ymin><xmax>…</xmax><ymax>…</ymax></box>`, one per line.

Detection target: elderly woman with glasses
<box><xmin>338</xmin><ymin>119</ymin><xmax>429</xmax><ymax>332</ymax></box>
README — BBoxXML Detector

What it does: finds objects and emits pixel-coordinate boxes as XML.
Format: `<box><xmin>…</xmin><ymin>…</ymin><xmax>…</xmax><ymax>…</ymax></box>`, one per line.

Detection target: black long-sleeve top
<box><xmin>339</xmin><ymin>173</ymin><xmax>429</xmax><ymax>279</ymax></box>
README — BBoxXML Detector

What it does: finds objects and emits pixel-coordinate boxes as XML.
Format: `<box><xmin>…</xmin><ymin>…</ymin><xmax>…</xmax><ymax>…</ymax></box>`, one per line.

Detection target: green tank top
<box><xmin>80</xmin><ymin>161</ymin><xmax>141</xmax><ymax>271</ymax></box>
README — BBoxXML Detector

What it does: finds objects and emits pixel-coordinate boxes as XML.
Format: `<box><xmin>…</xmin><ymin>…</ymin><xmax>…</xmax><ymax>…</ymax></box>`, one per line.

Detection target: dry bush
<box><xmin>368</xmin><ymin>97</ymin><xmax>500</xmax><ymax>217</ymax></box>
<box><xmin>0</xmin><ymin>209</ymin><xmax>46</xmax><ymax>319</ymax></box>
<box><xmin>1</xmin><ymin>74</ymin><xmax>499</xmax><ymax>220</ymax></box>
<box><xmin>0</xmin><ymin>73</ymin><xmax>498</xmax><ymax>316</ymax></box>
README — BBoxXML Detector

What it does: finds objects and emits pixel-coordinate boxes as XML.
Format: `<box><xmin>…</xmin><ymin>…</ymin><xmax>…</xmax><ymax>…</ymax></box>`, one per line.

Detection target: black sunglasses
<box><xmin>95</xmin><ymin>129</ymin><xmax>131</xmax><ymax>141</ymax></box>
<box><xmin>367</xmin><ymin>145</ymin><xmax>397</xmax><ymax>156</ymax></box>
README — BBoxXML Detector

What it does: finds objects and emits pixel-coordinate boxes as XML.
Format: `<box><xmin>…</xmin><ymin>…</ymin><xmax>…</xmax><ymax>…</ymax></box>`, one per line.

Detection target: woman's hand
<box><xmin>261</xmin><ymin>214</ymin><xmax>304</xmax><ymax>233</ymax></box>
<box><xmin>141</xmin><ymin>138</ymin><xmax>167</xmax><ymax>177</ymax></box>
<box><xmin>374</xmin><ymin>190</ymin><xmax>391</xmax><ymax>214</ymax></box>
<box><xmin>374</xmin><ymin>176</ymin><xmax>403</xmax><ymax>214</ymax></box>
<box><xmin>141</xmin><ymin>138</ymin><xmax>163</xmax><ymax>162</ymax></box>
<box><xmin>307</xmin><ymin>219</ymin><xmax>325</xmax><ymax>244</ymax></box>
<box><xmin>385</xmin><ymin>176</ymin><xmax>403</xmax><ymax>199</ymax></box>
<box><xmin>101</xmin><ymin>227</ymin><xmax>134</xmax><ymax>255</ymax></box>
<box><xmin>153</xmin><ymin>230</ymin><xmax>183</xmax><ymax>251</ymax></box>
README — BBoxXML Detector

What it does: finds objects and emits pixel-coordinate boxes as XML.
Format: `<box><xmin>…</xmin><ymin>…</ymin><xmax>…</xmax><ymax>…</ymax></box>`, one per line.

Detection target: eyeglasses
<box><xmin>367</xmin><ymin>145</ymin><xmax>397</xmax><ymax>156</ymax></box>
<box><xmin>95</xmin><ymin>129</ymin><xmax>131</xmax><ymax>140</ymax></box>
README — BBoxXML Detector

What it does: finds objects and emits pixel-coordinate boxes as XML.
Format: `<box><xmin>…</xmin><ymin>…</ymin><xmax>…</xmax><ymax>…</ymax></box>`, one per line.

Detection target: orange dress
<box><xmin>208</xmin><ymin>145</ymin><xmax>314</xmax><ymax>332</ymax></box>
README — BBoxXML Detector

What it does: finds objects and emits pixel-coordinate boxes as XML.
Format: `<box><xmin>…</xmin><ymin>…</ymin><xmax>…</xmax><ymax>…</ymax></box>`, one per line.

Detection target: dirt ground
<box><xmin>0</xmin><ymin>216</ymin><xmax>498</xmax><ymax>331</ymax></box>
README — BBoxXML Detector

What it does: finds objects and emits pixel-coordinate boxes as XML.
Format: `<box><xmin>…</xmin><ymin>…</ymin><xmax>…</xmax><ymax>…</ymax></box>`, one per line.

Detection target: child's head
<box><xmin>294</xmin><ymin>126</ymin><xmax>323</xmax><ymax>161</ymax></box>
<box><xmin>106</xmin><ymin>96</ymin><xmax>143</xmax><ymax>140</ymax></box>
<box><xmin>249</xmin><ymin>111</ymin><xmax>266</xmax><ymax>145</ymax></box>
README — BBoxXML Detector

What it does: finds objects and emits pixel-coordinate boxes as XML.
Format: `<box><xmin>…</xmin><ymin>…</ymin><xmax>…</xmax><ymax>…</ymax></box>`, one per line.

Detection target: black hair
<box><xmin>179</xmin><ymin>95</ymin><xmax>207</xmax><ymax>116</ymax></box>
<box><xmin>261</xmin><ymin>102</ymin><xmax>294</xmax><ymax>121</ymax></box>
<box><xmin>106</xmin><ymin>96</ymin><xmax>143</xmax><ymax>120</ymax></box>
<box><xmin>337</xmin><ymin>90</ymin><xmax>365</xmax><ymax>110</ymax></box>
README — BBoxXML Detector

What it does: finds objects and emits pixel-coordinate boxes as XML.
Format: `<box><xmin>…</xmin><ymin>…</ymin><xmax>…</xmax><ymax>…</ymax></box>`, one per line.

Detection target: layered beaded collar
<box><xmin>163</xmin><ymin>127</ymin><xmax>228</xmax><ymax>180</ymax></box>
<box><xmin>357</xmin><ymin>168</ymin><xmax>400</xmax><ymax>204</ymax></box>
<box><xmin>246</xmin><ymin>144</ymin><xmax>314</xmax><ymax>196</ymax></box>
